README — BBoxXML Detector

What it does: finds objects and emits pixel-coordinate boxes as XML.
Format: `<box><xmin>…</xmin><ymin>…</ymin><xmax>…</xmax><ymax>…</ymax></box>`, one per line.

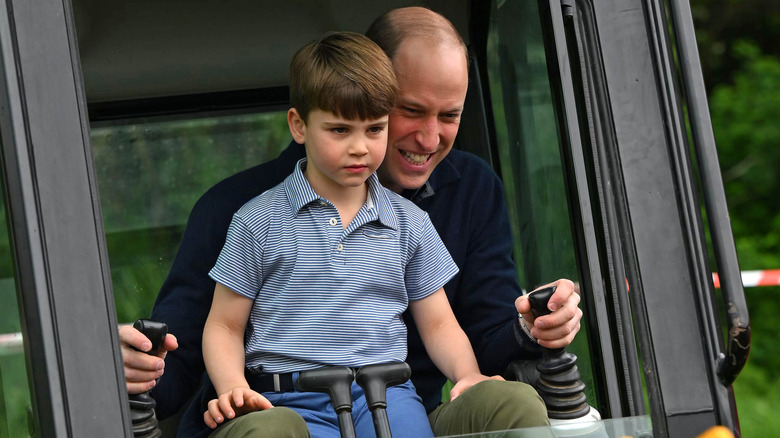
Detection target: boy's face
<box><xmin>288</xmin><ymin>108</ymin><xmax>388</xmax><ymax>195</ymax></box>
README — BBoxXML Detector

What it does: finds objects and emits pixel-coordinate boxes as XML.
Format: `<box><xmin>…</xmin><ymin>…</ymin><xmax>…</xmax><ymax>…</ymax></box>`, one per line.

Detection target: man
<box><xmin>120</xmin><ymin>6</ymin><xmax>582</xmax><ymax>437</ymax></box>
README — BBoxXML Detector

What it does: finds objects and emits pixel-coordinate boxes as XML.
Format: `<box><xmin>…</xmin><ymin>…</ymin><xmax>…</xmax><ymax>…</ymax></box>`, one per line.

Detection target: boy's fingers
<box><xmin>247</xmin><ymin>393</ymin><xmax>273</xmax><ymax>410</ymax></box>
<box><xmin>232</xmin><ymin>390</ymin><xmax>245</xmax><ymax>408</ymax></box>
<box><xmin>206</xmin><ymin>400</ymin><xmax>224</xmax><ymax>425</ymax></box>
<box><xmin>218</xmin><ymin>394</ymin><xmax>235</xmax><ymax>420</ymax></box>
<box><xmin>203</xmin><ymin>410</ymin><xmax>217</xmax><ymax>429</ymax></box>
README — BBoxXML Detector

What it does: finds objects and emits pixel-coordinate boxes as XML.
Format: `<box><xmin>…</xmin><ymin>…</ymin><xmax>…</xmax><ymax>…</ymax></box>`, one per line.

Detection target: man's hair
<box><xmin>365</xmin><ymin>6</ymin><xmax>468</xmax><ymax>65</ymax></box>
<box><xmin>289</xmin><ymin>31</ymin><xmax>398</xmax><ymax>122</ymax></box>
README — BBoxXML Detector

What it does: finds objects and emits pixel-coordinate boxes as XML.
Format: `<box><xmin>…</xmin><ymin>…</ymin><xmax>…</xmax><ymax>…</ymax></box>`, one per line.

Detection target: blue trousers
<box><xmin>263</xmin><ymin>378</ymin><xmax>432</xmax><ymax>438</ymax></box>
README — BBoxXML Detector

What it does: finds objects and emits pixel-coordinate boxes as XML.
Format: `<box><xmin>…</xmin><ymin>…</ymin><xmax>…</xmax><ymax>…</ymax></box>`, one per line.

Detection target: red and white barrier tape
<box><xmin>713</xmin><ymin>269</ymin><xmax>780</xmax><ymax>288</ymax></box>
<box><xmin>1</xmin><ymin>274</ymin><xmax>779</xmax><ymax>354</ymax></box>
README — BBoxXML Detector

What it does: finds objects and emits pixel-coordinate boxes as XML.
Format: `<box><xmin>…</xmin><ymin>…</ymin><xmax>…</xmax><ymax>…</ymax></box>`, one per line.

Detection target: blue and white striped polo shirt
<box><xmin>209</xmin><ymin>159</ymin><xmax>459</xmax><ymax>373</ymax></box>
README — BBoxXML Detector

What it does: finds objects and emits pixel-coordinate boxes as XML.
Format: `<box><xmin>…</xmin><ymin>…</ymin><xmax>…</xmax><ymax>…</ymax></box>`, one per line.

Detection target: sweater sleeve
<box><xmin>149</xmin><ymin>189</ymin><xmax>234</xmax><ymax>419</ymax></box>
<box><xmin>448</xmin><ymin>159</ymin><xmax>542</xmax><ymax>376</ymax></box>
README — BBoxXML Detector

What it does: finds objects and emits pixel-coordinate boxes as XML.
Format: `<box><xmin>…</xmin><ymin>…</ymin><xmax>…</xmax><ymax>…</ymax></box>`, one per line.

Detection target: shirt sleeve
<box><xmin>208</xmin><ymin>215</ymin><xmax>264</xmax><ymax>299</ymax></box>
<box><xmin>404</xmin><ymin>213</ymin><xmax>459</xmax><ymax>301</ymax></box>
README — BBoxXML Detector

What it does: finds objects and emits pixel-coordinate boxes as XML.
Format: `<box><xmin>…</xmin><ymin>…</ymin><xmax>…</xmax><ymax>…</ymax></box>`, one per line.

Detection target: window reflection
<box><xmin>0</xmin><ymin>172</ymin><xmax>35</xmax><ymax>437</ymax></box>
<box><xmin>91</xmin><ymin>110</ymin><xmax>289</xmax><ymax>321</ymax></box>
<box><xmin>486</xmin><ymin>0</ymin><xmax>598</xmax><ymax>411</ymax></box>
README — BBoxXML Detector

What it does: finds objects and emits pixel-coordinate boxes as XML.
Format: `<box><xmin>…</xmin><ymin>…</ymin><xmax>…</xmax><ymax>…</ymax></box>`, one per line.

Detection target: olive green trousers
<box><xmin>209</xmin><ymin>380</ymin><xmax>549</xmax><ymax>437</ymax></box>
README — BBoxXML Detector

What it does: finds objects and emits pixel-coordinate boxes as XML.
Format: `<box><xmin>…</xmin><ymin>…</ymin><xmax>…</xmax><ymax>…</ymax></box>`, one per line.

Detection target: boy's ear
<box><xmin>287</xmin><ymin>108</ymin><xmax>306</xmax><ymax>144</ymax></box>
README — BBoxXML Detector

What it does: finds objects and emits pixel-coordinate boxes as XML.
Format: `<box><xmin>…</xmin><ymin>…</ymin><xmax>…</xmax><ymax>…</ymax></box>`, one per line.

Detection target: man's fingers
<box><xmin>544</xmin><ymin>279</ymin><xmax>576</xmax><ymax>311</ymax></box>
<box><xmin>122</xmin><ymin>346</ymin><xmax>164</xmax><ymax>377</ymax></box>
<box><xmin>119</xmin><ymin>325</ymin><xmax>152</xmax><ymax>353</ymax></box>
<box><xmin>126</xmin><ymin>380</ymin><xmax>156</xmax><ymax>395</ymax></box>
<box><xmin>515</xmin><ymin>294</ymin><xmax>529</xmax><ymax>311</ymax></box>
<box><xmin>162</xmin><ymin>333</ymin><xmax>179</xmax><ymax>354</ymax></box>
<box><xmin>535</xmin><ymin>308</ymin><xmax>582</xmax><ymax>348</ymax></box>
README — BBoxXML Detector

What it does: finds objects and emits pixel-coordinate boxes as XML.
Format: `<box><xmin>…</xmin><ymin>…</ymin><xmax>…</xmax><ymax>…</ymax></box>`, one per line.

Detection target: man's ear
<box><xmin>287</xmin><ymin>108</ymin><xmax>306</xmax><ymax>144</ymax></box>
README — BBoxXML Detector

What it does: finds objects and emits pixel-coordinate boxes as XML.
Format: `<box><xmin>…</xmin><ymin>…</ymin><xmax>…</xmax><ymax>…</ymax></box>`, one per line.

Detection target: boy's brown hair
<box><xmin>289</xmin><ymin>31</ymin><xmax>398</xmax><ymax>123</ymax></box>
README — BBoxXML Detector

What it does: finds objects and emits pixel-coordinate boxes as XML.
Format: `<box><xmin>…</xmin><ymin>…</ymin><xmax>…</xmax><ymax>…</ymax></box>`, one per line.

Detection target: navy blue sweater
<box><xmin>149</xmin><ymin>142</ymin><xmax>541</xmax><ymax>437</ymax></box>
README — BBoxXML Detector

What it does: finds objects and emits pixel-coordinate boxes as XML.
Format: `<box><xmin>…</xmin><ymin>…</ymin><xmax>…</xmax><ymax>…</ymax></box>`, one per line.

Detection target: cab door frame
<box><xmin>0</xmin><ymin>0</ymin><xmax>131</xmax><ymax>436</ymax></box>
<box><xmin>538</xmin><ymin>0</ymin><xmax>745</xmax><ymax>436</ymax></box>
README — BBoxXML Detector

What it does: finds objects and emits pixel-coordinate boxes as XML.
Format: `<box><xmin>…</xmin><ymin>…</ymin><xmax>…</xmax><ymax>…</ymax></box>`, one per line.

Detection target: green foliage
<box><xmin>733</xmin><ymin>363</ymin><xmax>780</xmax><ymax>438</ymax></box>
<box><xmin>692</xmin><ymin>0</ymin><xmax>780</xmax><ymax>93</ymax></box>
<box><xmin>706</xmin><ymin>40</ymin><xmax>780</xmax><ymax>436</ymax></box>
<box><xmin>710</xmin><ymin>42</ymin><xmax>780</xmax><ymax>265</ymax></box>
<box><xmin>92</xmin><ymin>111</ymin><xmax>290</xmax><ymax>321</ymax></box>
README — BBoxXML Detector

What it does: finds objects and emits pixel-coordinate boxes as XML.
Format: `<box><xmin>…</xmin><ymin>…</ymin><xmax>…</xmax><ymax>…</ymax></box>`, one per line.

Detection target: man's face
<box><xmin>377</xmin><ymin>38</ymin><xmax>469</xmax><ymax>193</ymax></box>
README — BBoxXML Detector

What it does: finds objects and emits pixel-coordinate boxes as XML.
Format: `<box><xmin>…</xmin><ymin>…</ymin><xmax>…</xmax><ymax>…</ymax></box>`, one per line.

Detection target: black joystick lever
<box><xmin>355</xmin><ymin>362</ymin><xmax>411</xmax><ymax>438</ymax></box>
<box><xmin>129</xmin><ymin>319</ymin><xmax>167</xmax><ymax>438</ymax></box>
<box><xmin>528</xmin><ymin>287</ymin><xmax>590</xmax><ymax>420</ymax></box>
<box><xmin>297</xmin><ymin>367</ymin><xmax>357</xmax><ymax>438</ymax></box>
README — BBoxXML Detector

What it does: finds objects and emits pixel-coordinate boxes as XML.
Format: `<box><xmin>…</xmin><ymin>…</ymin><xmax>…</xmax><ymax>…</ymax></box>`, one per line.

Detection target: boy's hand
<box><xmin>515</xmin><ymin>279</ymin><xmax>582</xmax><ymax>349</ymax></box>
<box><xmin>203</xmin><ymin>387</ymin><xmax>273</xmax><ymax>429</ymax></box>
<box><xmin>119</xmin><ymin>325</ymin><xmax>178</xmax><ymax>394</ymax></box>
<box><xmin>449</xmin><ymin>374</ymin><xmax>504</xmax><ymax>401</ymax></box>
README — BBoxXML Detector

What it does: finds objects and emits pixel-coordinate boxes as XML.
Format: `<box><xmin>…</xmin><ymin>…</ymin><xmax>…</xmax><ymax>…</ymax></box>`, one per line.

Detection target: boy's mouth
<box><xmin>401</xmin><ymin>151</ymin><xmax>431</xmax><ymax>165</ymax></box>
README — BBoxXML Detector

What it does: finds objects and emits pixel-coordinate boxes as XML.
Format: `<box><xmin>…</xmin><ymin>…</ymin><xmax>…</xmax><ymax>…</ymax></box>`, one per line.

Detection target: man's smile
<box><xmin>401</xmin><ymin>150</ymin><xmax>432</xmax><ymax>165</ymax></box>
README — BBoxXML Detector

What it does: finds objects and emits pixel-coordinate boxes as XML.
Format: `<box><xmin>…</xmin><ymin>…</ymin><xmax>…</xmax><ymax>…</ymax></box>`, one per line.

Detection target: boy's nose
<box><xmin>349</xmin><ymin>138</ymin><xmax>369</xmax><ymax>155</ymax></box>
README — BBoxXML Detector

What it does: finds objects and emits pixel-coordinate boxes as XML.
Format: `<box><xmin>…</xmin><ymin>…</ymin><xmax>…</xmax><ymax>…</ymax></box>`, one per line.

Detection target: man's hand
<box><xmin>515</xmin><ymin>279</ymin><xmax>582</xmax><ymax>349</ymax></box>
<box><xmin>119</xmin><ymin>324</ymin><xmax>178</xmax><ymax>394</ymax></box>
<box><xmin>203</xmin><ymin>387</ymin><xmax>273</xmax><ymax>429</ymax></box>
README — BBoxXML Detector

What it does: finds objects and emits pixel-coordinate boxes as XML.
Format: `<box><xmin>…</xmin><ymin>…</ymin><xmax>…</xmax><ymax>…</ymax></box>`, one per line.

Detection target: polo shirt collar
<box><xmin>284</xmin><ymin>158</ymin><xmax>398</xmax><ymax>230</ymax></box>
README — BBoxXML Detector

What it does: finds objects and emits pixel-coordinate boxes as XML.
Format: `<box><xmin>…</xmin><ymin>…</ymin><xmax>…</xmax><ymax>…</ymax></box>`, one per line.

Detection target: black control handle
<box><xmin>298</xmin><ymin>367</ymin><xmax>356</xmax><ymax>438</ymax></box>
<box><xmin>528</xmin><ymin>286</ymin><xmax>557</xmax><ymax>318</ymax></box>
<box><xmin>132</xmin><ymin>319</ymin><xmax>167</xmax><ymax>354</ymax></box>
<box><xmin>355</xmin><ymin>362</ymin><xmax>411</xmax><ymax>438</ymax></box>
<box><xmin>129</xmin><ymin>319</ymin><xmax>167</xmax><ymax>438</ymax></box>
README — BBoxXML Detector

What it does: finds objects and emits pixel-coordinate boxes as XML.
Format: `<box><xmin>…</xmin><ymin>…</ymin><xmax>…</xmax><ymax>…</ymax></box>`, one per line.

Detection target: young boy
<box><xmin>202</xmin><ymin>31</ymin><xmax>496</xmax><ymax>437</ymax></box>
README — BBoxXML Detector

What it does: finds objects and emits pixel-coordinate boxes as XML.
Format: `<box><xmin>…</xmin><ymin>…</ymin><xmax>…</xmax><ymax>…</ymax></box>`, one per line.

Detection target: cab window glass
<box><xmin>0</xmin><ymin>173</ymin><xmax>36</xmax><ymax>437</ymax></box>
<box><xmin>90</xmin><ymin>111</ymin><xmax>289</xmax><ymax>321</ymax></box>
<box><xmin>485</xmin><ymin>0</ymin><xmax>598</xmax><ymax>408</ymax></box>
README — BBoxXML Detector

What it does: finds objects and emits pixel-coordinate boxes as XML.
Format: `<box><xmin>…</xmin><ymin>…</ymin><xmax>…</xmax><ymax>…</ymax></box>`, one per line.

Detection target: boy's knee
<box><xmin>214</xmin><ymin>408</ymin><xmax>310</xmax><ymax>437</ymax></box>
<box><xmin>452</xmin><ymin>380</ymin><xmax>549</xmax><ymax>430</ymax></box>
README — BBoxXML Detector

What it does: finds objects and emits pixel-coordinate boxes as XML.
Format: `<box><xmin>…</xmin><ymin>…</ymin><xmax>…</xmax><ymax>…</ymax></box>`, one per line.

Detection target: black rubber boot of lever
<box><xmin>528</xmin><ymin>287</ymin><xmax>590</xmax><ymax>420</ymax></box>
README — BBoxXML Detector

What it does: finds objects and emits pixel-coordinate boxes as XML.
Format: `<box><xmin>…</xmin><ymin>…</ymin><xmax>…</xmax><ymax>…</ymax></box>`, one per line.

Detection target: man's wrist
<box><xmin>517</xmin><ymin>314</ymin><xmax>537</xmax><ymax>343</ymax></box>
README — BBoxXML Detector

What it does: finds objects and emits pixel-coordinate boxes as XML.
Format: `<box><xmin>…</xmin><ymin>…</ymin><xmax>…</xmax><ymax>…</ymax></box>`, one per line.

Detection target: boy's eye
<box><xmin>331</xmin><ymin>127</ymin><xmax>347</xmax><ymax>134</ymax></box>
<box><xmin>368</xmin><ymin>126</ymin><xmax>385</xmax><ymax>134</ymax></box>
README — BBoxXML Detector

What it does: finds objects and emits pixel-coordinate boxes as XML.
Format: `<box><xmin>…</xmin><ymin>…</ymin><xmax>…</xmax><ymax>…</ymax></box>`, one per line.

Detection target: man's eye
<box><xmin>403</xmin><ymin>107</ymin><xmax>420</xmax><ymax>114</ymax></box>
